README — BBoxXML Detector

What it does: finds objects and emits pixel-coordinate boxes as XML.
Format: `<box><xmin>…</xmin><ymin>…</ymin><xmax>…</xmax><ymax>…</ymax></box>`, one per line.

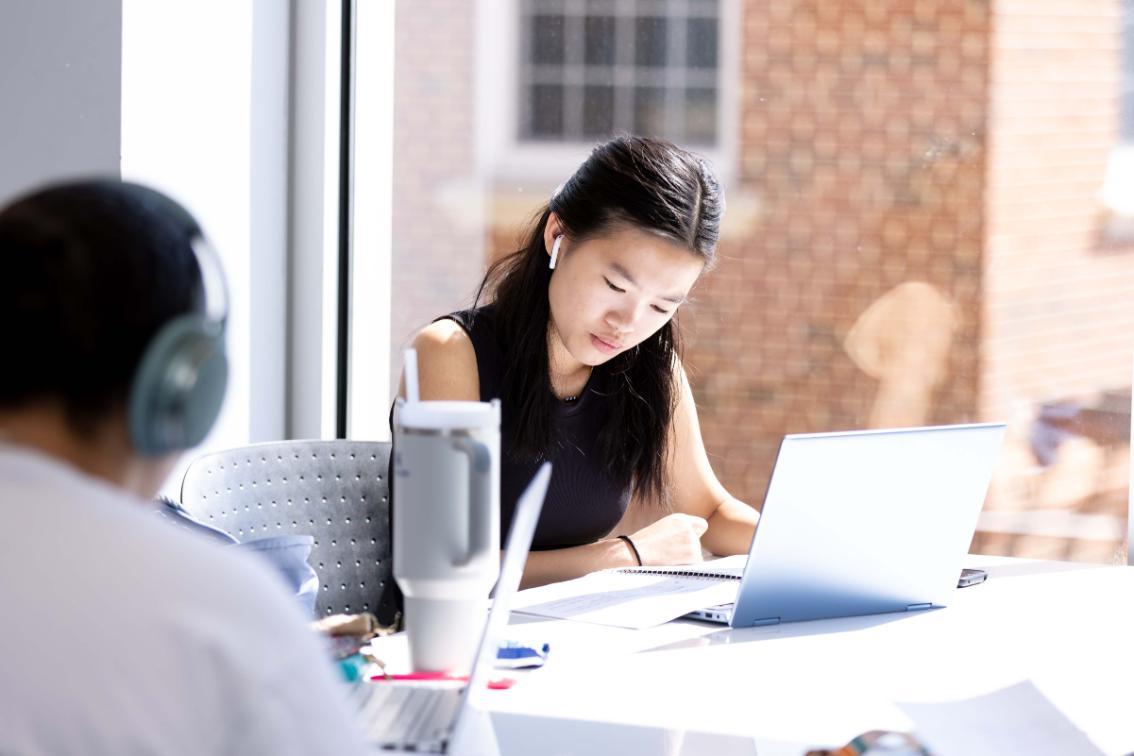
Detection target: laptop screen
<box><xmin>460</xmin><ymin>462</ymin><xmax>551</xmax><ymax>705</ymax></box>
<box><xmin>730</xmin><ymin>422</ymin><xmax>1006</xmax><ymax>627</ymax></box>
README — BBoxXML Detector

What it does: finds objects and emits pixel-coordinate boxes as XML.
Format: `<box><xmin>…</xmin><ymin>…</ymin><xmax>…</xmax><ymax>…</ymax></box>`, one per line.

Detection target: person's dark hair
<box><xmin>0</xmin><ymin>179</ymin><xmax>204</xmax><ymax>435</ymax></box>
<box><xmin>479</xmin><ymin>135</ymin><xmax>724</xmax><ymax>506</ymax></box>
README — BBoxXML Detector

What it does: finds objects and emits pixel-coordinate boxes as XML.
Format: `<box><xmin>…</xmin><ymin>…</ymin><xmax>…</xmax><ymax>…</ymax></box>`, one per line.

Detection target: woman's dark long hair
<box><xmin>478</xmin><ymin>135</ymin><xmax>723</xmax><ymax>506</ymax></box>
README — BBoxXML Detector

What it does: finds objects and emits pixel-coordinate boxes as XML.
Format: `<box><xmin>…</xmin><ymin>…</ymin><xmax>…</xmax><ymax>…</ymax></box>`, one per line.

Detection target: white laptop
<box><xmin>678</xmin><ymin>423</ymin><xmax>1006</xmax><ymax>626</ymax></box>
<box><xmin>356</xmin><ymin>462</ymin><xmax>551</xmax><ymax>752</ymax></box>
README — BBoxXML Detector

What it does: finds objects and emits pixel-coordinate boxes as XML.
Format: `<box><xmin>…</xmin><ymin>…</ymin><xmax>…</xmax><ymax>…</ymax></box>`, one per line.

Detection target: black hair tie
<box><xmin>617</xmin><ymin>534</ymin><xmax>643</xmax><ymax>566</ymax></box>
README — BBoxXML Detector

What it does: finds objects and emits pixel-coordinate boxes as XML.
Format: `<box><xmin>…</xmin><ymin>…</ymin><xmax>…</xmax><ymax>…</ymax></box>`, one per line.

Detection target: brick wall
<box><xmin>391</xmin><ymin>1</ymin><xmax>486</xmax><ymax>395</ymax></box>
<box><xmin>985</xmin><ymin>0</ymin><xmax>1134</xmax><ymax>416</ymax></box>
<box><xmin>974</xmin><ymin>0</ymin><xmax>1134</xmax><ymax>562</ymax></box>
<box><xmin>685</xmin><ymin>0</ymin><xmax>991</xmax><ymax>503</ymax></box>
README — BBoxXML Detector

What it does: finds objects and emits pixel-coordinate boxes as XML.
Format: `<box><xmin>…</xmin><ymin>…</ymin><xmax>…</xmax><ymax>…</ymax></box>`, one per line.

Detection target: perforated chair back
<box><xmin>179</xmin><ymin>439</ymin><xmax>397</xmax><ymax>623</ymax></box>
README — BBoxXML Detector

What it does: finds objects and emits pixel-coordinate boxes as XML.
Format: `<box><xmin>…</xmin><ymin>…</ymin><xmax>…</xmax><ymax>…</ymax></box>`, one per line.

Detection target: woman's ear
<box><xmin>543</xmin><ymin>212</ymin><xmax>564</xmax><ymax>261</ymax></box>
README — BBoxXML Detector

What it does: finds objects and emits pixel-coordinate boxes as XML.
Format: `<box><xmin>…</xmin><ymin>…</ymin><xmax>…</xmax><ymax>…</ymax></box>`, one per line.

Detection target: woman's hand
<box><xmin>521</xmin><ymin>513</ymin><xmax>709</xmax><ymax>588</ymax></box>
<box><xmin>629</xmin><ymin>513</ymin><xmax>708</xmax><ymax>566</ymax></box>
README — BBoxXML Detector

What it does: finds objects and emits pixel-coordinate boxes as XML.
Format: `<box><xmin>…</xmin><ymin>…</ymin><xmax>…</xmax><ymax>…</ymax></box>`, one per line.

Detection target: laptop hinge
<box><xmin>750</xmin><ymin>617</ymin><xmax>781</xmax><ymax>626</ymax></box>
<box><xmin>906</xmin><ymin>603</ymin><xmax>932</xmax><ymax>612</ymax></box>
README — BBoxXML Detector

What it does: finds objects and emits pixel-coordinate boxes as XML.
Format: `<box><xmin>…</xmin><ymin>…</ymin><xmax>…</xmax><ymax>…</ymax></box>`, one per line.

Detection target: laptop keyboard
<box><xmin>357</xmin><ymin>683</ymin><xmax>463</xmax><ymax>752</ymax></box>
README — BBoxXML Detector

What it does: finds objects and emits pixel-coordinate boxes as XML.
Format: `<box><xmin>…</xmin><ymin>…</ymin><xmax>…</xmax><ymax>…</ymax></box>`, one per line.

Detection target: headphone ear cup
<box><xmin>129</xmin><ymin>315</ymin><xmax>228</xmax><ymax>455</ymax></box>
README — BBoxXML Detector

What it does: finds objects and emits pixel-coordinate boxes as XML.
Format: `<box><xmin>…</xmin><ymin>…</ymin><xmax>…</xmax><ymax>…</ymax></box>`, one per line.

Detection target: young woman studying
<box><xmin>401</xmin><ymin>135</ymin><xmax>758</xmax><ymax>589</ymax></box>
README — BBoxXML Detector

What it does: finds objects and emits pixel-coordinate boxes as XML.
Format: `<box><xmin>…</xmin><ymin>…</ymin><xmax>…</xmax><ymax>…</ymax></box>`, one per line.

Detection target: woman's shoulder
<box><xmin>415</xmin><ymin>316</ymin><xmax>472</xmax><ymax>348</ymax></box>
<box><xmin>417</xmin><ymin>306</ymin><xmax>497</xmax><ymax>354</ymax></box>
<box><xmin>439</xmin><ymin>305</ymin><xmax>499</xmax><ymax>339</ymax></box>
<box><xmin>412</xmin><ymin>317</ymin><xmax>480</xmax><ymax>401</ymax></box>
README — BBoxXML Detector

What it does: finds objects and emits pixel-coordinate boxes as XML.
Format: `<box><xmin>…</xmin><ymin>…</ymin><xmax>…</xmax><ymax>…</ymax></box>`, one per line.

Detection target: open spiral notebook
<box><xmin>511</xmin><ymin>555</ymin><xmax>747</xmax><ymax>629</ymax></box>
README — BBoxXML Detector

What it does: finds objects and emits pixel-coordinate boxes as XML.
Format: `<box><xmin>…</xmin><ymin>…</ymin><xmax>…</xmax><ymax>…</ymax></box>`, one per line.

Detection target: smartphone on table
<box><xmin>958</xmin><ymin>568</ymin><xmax>987</xmax><ymax>588</ymax></box>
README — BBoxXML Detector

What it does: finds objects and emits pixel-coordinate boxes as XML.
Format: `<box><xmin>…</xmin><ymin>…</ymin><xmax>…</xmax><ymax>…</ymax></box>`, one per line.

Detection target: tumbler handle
<box><xmin>450</xmin><ymin>437</ymin><xmax>492</xmax><ymax>568</ymax></box>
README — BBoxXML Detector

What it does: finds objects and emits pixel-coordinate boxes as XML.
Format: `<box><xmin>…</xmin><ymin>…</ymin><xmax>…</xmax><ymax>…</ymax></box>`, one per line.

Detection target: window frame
<box><xmin>476</xmin><ymin>0</ymin><xmax>740</xmax><ymax>186</ymax></box>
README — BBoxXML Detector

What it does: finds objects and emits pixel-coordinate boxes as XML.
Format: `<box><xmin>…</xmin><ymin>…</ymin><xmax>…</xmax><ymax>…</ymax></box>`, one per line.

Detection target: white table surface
<box><xmin>369</xmin><ymin>556</ymin><xmax>1134</xmax><ymax>755</ymax></box>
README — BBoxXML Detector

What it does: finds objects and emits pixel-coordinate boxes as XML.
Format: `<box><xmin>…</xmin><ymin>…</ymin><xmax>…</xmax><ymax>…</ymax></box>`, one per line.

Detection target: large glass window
<box><xmin>369</xmin><ymin>0</ymin><xmax>1134</xmax><ymax>566</ymax></box>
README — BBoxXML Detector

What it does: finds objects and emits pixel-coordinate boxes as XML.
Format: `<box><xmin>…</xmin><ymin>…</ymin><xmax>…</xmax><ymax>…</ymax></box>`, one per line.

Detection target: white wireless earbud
<box><xmin>549</xmin><ymin>235</ymin><xmax>563</xmax><ymax>270</ymax></box>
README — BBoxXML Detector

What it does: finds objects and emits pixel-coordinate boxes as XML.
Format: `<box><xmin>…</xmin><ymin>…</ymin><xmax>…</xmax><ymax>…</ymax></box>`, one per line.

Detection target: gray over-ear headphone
<box><xmin>124</xmin><ymin>186</ymin><xmax>229</xmax><ymax>455</ymax></box>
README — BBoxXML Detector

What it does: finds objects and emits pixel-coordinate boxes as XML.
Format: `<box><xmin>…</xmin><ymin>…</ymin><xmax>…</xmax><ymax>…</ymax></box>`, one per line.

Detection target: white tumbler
<box><xmin>392</xmin><ymin>399</ymin><xmax>501</xmax><ymax>673</ymax></box>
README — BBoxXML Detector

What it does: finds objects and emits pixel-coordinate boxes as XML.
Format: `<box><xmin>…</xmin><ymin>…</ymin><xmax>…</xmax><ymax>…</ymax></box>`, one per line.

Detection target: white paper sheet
<box><xmin>898</xmin><ymin>680</ymin><xmax>1106</xmax><ymax>756</ymax></box>
<box><xmin>511</xmin><ymin>570</ymin><xmax>739</xmax><ymax>629</ymax></box>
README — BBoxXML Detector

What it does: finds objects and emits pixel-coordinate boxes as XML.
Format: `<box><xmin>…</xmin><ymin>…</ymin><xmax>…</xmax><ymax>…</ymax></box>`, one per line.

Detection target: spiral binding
<box><xmin>615</xmin><ymin>567</ymin><xmax>741</xmax><ymax>580</ymax></box>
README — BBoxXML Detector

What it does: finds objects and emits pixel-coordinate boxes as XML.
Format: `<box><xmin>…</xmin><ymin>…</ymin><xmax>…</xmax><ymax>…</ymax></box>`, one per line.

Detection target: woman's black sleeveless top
<box><xmin>444</xmin><ymin>306</ymin><xmax>631</xmax><ymax>550</ymax></box>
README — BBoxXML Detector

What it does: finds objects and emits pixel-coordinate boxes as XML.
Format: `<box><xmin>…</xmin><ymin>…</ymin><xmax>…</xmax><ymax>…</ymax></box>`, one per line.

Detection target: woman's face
<box><xmin>545</xmin><ymin>217</ymin><xmax>705</xmax><ymax>368</ymax></box>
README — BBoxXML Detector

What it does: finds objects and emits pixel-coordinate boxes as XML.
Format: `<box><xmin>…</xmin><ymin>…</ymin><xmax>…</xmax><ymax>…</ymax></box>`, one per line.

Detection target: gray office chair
<box><xmin>180</xmin><ymin>439</ymin><xmax>398</xmax><ymax>624</ymax></box>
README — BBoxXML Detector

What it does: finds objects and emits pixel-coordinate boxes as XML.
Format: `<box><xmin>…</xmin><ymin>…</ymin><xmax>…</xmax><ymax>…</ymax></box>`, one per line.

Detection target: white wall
<box><xmin>2</xmin><ymin>0</ymin><xmax>365</xmax><ymax>476</ymax></box>
<box><xmin>349</xmin><ymin>0</ymin><xmax>395</xmax><ymax>440</ymax></box>
<box><xmin>0</xmin><ymin>0</ymin><xmax>122</xmax><ymax>203</ymax></box>
<box><xmin>121</xmin><ymin>0</ymin><xmax>290</xmax><ymax>464</ymax></box>
<box><xmin>288</xmin><ymin>0</ymin><xmax>344</xmax><ymax>441</ymax></box>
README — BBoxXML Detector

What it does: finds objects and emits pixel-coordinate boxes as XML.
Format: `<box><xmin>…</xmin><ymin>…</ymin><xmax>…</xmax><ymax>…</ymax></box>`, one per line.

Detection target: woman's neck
<box><xmin>546</xmin><ymin>321</ymin><xmax>592</xmax><ymax>400</ymax></box>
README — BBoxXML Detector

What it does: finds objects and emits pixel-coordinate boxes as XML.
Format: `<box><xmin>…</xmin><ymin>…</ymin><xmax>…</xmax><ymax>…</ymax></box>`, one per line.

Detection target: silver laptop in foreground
<box><xmin>688</xmin><ymin>423</ymin><xmax>1006</xmax><ymax>627</ymax></box>
<box><xmin>356</xmin><ymin>462</ymin><xmax>551</xmax><ymax>752</ymax></box>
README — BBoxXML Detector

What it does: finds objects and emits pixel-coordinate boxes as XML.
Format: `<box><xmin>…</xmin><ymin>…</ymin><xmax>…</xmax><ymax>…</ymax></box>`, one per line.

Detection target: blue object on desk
<box><xmin>239</xmin><ymin>534</ymin><xmax>320</xmax><ymax>617</ymax></box>
<box><xmin>496</xmin><ymin>641</ymin><xmax>550</xmax><ymax>669</ymax></box>
<box><xmin>155</xmin><ymin>496</ymin><xmax>319</xmax><ymax>617</ymax></box>
<box><xmin>336</xmin><ymin>653</ymin><xmax>369</xmax><ymax>682</ymax></box>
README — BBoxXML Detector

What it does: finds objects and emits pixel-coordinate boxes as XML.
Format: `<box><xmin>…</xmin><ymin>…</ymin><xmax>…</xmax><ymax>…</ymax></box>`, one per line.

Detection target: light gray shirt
<box><xmin>0</xmin><ymin>444</ymin><xmax>372</xmax><ymax>755</ymax></box>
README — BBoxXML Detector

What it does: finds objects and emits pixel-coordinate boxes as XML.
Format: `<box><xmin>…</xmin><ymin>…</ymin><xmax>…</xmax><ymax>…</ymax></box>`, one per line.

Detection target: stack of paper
<box><xmin>512</xmin><ymin>569</ymin><xmax>738</xmax><ymax>629</ymax></box>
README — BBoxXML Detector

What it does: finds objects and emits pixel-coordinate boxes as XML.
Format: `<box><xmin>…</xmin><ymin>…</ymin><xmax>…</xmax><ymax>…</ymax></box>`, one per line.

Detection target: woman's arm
<box><xmin>663</xmin><ymin>361</ymin><xmax>760</xmax><ymax>557</ymax></box>
<box><xmin>520</xmin><ymin>359</ymin><xmax>756</xmax><ymax>587</ymax></box>
<box><xmin>520</xmin><ymin>513</ymin><xmax>711</xmax><ymax>588</ymax></box>
<box><xmin>401</xmin><ymin>323</ymin><xmax>668</xmax><ymax>588</ymax></box>
<box><xmin>399</xmin><ymin>324</ymin><xmax>739</xmax><ymax>587</ymax></box>
<box><xmin>520</xmin><ymin>538</ymin><xmax>638</xmax><ymax>589</ymax></box>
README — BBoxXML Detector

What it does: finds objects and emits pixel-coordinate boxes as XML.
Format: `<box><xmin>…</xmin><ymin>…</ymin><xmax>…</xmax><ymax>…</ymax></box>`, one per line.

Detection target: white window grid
<box><xmin>517</xmin><ymin>0</ymin><xmax>722</xmax><ymax>146</ymax></box>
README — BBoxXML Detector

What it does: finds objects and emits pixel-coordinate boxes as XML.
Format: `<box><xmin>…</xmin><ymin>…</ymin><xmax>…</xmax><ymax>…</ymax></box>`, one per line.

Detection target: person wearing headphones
<box><xmin>400</xmin><ymin>136</ymin><xmax>759</xmax><ymax>589</ymax></box>
<box><xmin>0</xmin><ymin>180</ymin><xmax>371</xmax><ymax>754</ymax></box>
